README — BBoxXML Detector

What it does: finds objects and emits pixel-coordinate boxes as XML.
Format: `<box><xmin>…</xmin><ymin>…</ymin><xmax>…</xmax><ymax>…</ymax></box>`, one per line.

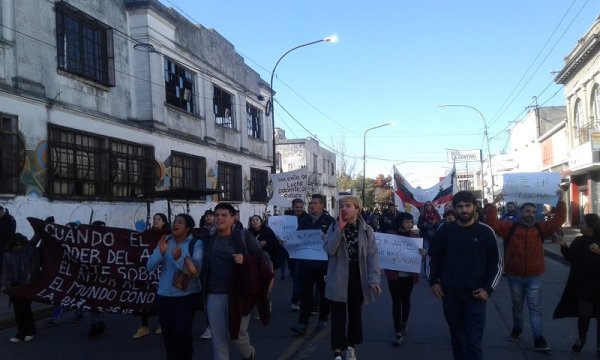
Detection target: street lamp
<box><xmin>362</xmin><ymin>122</ymin><xmax>393</xmax><ymax>204</ymax></box>
<box><xmin>438</xmin><ymin>104</ymin><xmax>495</xmax><ymax>199</ymax></box>
<box><xmin>268</xmin><ymin>35</ymin><xmax>338</xmax><ymax>174</ymax></box>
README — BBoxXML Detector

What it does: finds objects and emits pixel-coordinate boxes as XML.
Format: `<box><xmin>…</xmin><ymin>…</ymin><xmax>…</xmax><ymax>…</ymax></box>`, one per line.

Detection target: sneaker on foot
<box><xmin>534</xmin><ymin>336</ymin><xmax>551</xmax><ymax>351</ymax></box>
<box><xmin>132</xmin><ymin>326</ymin><xmax>150</xmax><ymax>339</ymax></box>
<box><xmin>333</xmin><ymin>352</ymin><xmax>343</xmax><ymax>360</ymax></box>
<box><xmin>400</xmin><ymin>323</ymin><xmax>408</xmax><ymax>336</ymax></box>
<box><xmin>155</xmin><ymin>326</ymin><xmax>162</xmax><ymax>334</ymax></box>
<box><xmin>509</xmin><ymin>327</ymin><xmax>522</xmax><ymax>342</ymax></box>
<box><xmin>291</xmin><ymin>303</ymin><xmax>300</xmax><ymax>311</ymax></box>
<box><xmin>243</xmin><ymin>346</ymin><xmax>255</xmax><ymax>360</ymax></box>
<box><xmin>316</xmin><ymin>321</ymin><xmax>327</xmax><ymax>331</ymax></box>
<box><xmin>291</xmin><ymin>323</ymin><xmax>307</xmax><ymax>336</ymax></box>
<box><xmin>346</xmin><ymin>346</ymin><xmax>357</xmax><ymax>360</ymax></box>
<box><xmin>200</xmin><ymin>327</ymin><xmax>212</xmax><ymax>339</ymax></box>
<box><xmin>23</xmin><ymin>335</ymin><xmax>34</xmax><ymax>342</ymax></box>
<box><xmin>9</xmin><ymin>336</ymin><xmax>23</xmax><ymax>343</ymax></box>
<box><xmin>393</xmin><ymin>333</ymin><xmax>404</xmax><ymax>347</ymax></box>
<box><xmin>572</xmin><ymin>338</ymin><xmax>585</xmax><ymax>353</ymax></box>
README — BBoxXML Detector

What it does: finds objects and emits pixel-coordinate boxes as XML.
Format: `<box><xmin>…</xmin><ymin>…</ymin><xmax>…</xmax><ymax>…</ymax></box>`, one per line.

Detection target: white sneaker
<box><xmin>346</xmin><ymin>346</ymin><xmax>357</xmax><ymax>360</ymax></box>
<box><xmin>200</xmin><ymin>327</ymin><xmax>212</xmax><ymax>339</ymax></box>
<box><xmin>24</xmin><ymin>335</ymin><xmax>34</xmax><ymax>342</ymax></box>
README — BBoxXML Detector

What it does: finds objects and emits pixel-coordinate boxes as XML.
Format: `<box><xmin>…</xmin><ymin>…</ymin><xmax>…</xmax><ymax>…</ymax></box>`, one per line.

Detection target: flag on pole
<box><xmin>392</xmin><ymin>165</ymin><xmax>456</xmax><ymax>216</ymax></box>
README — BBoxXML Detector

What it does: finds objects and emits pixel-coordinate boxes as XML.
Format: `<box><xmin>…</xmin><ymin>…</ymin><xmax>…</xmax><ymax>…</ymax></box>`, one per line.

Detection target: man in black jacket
<box><xmin>291</xmin><ymin>194</ymin><xmax>334</xmax><ymax>335</ymax></box>
<box><xmin>427</xmin><ymin>191</ymin><xmax>503</xmax><ymax>360</ymax></box>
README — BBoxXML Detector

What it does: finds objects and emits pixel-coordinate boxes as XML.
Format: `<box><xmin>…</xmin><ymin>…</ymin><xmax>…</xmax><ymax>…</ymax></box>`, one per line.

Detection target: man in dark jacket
<box><xmin>428</xmin><ymin>191</ymin><xmax>503</xmax><ymax>360</ymax></box>
<box><xmin>291</xmin><ymin>194</ymin><xmax>334</xmax><ymax>335</ymax></box>
<box><xmin>485</xmin><ymin>190</ymin><xmax>566</xmax><ymax>351</ymax></box>
<box><xmin>0</xmin><ymin>205</ymin><xmax>17</xmax><ymax>274</ymax></box>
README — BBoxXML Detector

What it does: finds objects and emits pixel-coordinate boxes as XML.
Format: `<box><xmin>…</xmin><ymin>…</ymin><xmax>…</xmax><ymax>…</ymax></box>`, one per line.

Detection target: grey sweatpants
<box><xmin>206</xmin><ymin>293</ymin><xmax>253</xmax><ymax>360</ymax></box>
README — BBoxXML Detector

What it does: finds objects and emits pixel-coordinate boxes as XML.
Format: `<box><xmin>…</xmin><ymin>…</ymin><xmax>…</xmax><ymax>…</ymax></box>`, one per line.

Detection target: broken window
<box><xmin>250</xmin><ymin>168</ymin><xmax>268</xmax><ymax>202</ymax></box>
<box><xmin>247</xmin><ymin>103</ymin><xmax>262</xmax><ymax>139</ymax></box>
<box><xmin>164</xmin><ymin>58</ymin><xmax>195</xmax><ymax>113</ymax></box>
<box><xmin>214</xmin><ymin>85</ymin><xmax>234</xmax><ymax>129</ymax></box>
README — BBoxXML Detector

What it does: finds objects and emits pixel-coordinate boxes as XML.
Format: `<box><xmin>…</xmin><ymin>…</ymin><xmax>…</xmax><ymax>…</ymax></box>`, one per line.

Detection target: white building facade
<box><xmin>0</xmin><ymin>0</ymin><xmax>274</xmax><ymax>236</ymax></box>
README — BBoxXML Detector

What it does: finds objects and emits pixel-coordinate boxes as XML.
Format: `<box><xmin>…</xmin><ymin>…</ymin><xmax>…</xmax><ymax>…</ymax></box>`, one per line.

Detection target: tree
<box><xmin>335</xmin><ymin>139</ymin><xmax>356</xmax><ymax>192</ymax></box>
<box><xmin>373</xmin><ymin>174</ymin><xmax>393</xmax><ymax>206</ymax></box>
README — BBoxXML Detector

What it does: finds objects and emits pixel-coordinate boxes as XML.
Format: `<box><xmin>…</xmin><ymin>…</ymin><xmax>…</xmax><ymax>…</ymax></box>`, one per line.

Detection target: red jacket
<box><xmin>486</xmin><ymin>201</ymin><xmax>566</xmax><ymax>276</ymax></box>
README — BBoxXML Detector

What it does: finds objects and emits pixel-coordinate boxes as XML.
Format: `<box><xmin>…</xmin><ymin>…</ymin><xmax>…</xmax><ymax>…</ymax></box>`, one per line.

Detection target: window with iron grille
<box><xmin>218</xmin><ymin>161</ymin><xmax>242</xmax><ymax>201</ymax></box>
<box><xmin>109</xmin><ymin>140</ymin><xmax>156</xmax><ymax>198</ymax></box>
<box><xmin>164</xmin><ymin>58</ymin><xmax>195</xmax><ymax>113</ymax></box>
<box><xmin>250</xmin><ymin>168</ymin><xmax>268</xmax><ymax>202</ymax></box>
<box><xmin>214</xmin><ymin>85</ymin><xmax>234</xmax><ymax>129</ymax></box>
<box><xmin>0</xmin><ymin>115</ymin><xmax>24</xmax><ymax>194</ymax></box>
<box><xmin>170</xmin><ymin>152</ymin><xmax>206</xmax><ymax>190</ymax></box>
<box><xmin>48</xmin><ymin>125</ymin><xmax>155</xmax><ymax>199</ymax></box>
<box><xmin>55</xmin><ymin>2</ymin><xmax>114</xmax><ymax>86</ymax></box>
<box><xmin>247</xmin><ymin>103</ymin><xmax>262</xmax><ymax>139</ymax></box>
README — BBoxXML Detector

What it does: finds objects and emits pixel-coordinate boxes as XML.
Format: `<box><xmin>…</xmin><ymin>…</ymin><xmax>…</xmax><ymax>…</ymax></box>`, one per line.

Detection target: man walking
<box><xmin>428</xmin><ymin>191</ymin><xmax>503</xmax><ymax>360</ymax></box>
<box><xmin>0</xmin><ymin>205</ymin><xmax>17</xmax><ymax>274</ymax></box>
<box><xmin>485</xmin><ymin>190</ymin><xmax>566</xmax><ymax>351</ymax></box>
<box><xmin>291</xmin><ymin>194</ymin><xmax>334</xmax><ymax>335</ymax></box>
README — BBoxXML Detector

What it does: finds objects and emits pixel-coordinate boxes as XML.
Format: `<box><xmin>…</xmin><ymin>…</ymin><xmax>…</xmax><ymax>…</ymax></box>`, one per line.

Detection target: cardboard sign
<box><xmin>503</xmin><ymin>172</ymin><xmax>560</xmax><ymax>205</ymax></box>
<box><xmin>279</xmin><ymin>230</ymin><xmax>327</xmax><ymax>261</ymax></box>
<box><xmin>268</xmin><ymin>168</ymin><xmax>308</xmax><ymax>207</ymax></box>
<box><xmin>375</xmin><ymin>233</ymin><xmax>423</xmax><ymax>273</ymax></box>
<box><xmin>268</xmin><ymin>215</ymin><xmax>298</xmax><ymax>237</ymax></box>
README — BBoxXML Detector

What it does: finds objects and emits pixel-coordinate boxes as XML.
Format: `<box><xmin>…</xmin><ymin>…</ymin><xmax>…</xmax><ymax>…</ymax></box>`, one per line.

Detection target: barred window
<box><xmin>56</xmin><ymin>2</ymin><xmax>114</xmax><ymax>86</ymax></box>
<box><xmin>0</xmin><ymin>115</ymin><xmax>24</xmax><ymax>194</ymax></box>
<box><xmin>164</xmin><ymin>58</ymin><xmax>195</xmax><ymax>113</ymax></box>
<box><xmin>250</xmin><ymin>168</ymin><xmax>268</xmax><ymax>202</ymax></box>
<box><xmin>48</xmin><ymin>125</ymin><xmax>155</xmax><ymax>199</ymax></box>
<box><xmin>109</xmin><ymin>140</ymin><xmax>156</xmax><ymax>197</ymax></box>
<box><xmin>218</xmin><ymin>161</ymin><xmax>242</xmax><ymax>201</ymax></box>
<box><xmin>246</xmin><ymin>103</ymin><xmax>262</xmax><ymax>139</ymax></box>
<box><xmin>214</xmin><ymin>85</ymin><xmax>234</xmax><ymax>129</ymax></box>
<box><xmin>170</xmin><ymin>152</ymin><xmax>206</xmax><ymax>190</ymax></box>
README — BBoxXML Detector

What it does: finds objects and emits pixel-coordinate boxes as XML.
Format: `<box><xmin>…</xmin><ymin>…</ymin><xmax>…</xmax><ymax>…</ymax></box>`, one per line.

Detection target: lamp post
<box><xmin>438</xmin><ymin>104</ymin><xmax>495</xmax><ymax>200</ymax></box>
<box><xmin>362</xmin><ymin>123</ymin><xmax>393</xmax><ymax>204</ymax></box>
<box><xmin>269</xmin><ymin>36</ymin><xmax>338</xmax><ymax>174</ymax></box>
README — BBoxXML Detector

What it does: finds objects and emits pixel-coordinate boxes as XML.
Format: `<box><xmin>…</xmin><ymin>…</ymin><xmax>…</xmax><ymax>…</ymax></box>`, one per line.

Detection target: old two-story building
<box><xmin>0</xmin><ymin>0</ymin><xmax>276</xmax><ymax>237</ymax></box>
<box><xmin>275</xmin><ymin>128</ymin><xmax>338</xmax><ymax>215</ymax></box>
<box><xmin>555</xmin><ymin>16</ymin><xmax>600</xmax><ymax>225</ymax></box>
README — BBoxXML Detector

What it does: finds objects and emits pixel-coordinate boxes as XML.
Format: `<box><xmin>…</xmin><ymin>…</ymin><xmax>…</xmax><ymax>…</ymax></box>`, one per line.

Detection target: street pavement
<box><xmin>1</xmin><ymin>227</ymin><xmax>598</xmax><ymax>359</ymax></box>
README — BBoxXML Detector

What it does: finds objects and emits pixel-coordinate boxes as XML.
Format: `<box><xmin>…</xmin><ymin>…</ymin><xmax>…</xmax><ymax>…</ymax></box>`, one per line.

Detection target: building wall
<box><xmin>0</xmin><ymin>0</ymin><xmax>274</xmax><ymax>237</ymax></box>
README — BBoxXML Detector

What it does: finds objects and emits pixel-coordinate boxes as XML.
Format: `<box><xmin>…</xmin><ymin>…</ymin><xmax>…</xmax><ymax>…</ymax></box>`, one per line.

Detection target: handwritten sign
<box><xmin>279</xmin><ymin>230</ymin><xmax>327</xmax><ymax>260</ymax></box>
<box><xmin>268</xmin><ymin>215</ymin><xmax>298</xmax><ymax>237</ymax></box>
<box><xmin>503</xmin><ymin>172</ymin><xmax>560</xmax><ymax>205</ymax></box>
<box><xmin>268</xmin><ymin>168</ymin><xmax>308</xmax><ymax>207</ymax></box>
<box><xmin>375</xmin><ymin>233</ymin><xmax>423</xmax><ymax>273</ymax></box>
<box><xmin>6</xmin><ymin>218</ymin><xmax>166</xmax><ymax>314</ymax></box>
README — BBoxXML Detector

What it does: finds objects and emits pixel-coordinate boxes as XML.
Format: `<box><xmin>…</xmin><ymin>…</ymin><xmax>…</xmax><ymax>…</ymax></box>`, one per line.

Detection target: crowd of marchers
<box><xmin>1</xmin><ymin>188</ymin><xmax>600</xmax><ymax>360</ymax></box>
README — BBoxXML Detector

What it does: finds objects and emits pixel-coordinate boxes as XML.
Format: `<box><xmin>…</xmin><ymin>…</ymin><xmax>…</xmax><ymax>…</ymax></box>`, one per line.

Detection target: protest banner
<box><xmin>279</xmin><ymin>230</ymin><xmax>327</xmax><ymax>260</ymax></box>
<box><xmin>5</xmin><ymin>218</ymin><xmax>166</xmax><ymax>314</ymax></box>
<box><xmin>503</xmin><ymin>172</ymin><xmax>560</xmax><ymax>205</ymax></box>
<box><xmin>268</xmin><ymin>215</ymin><xmax>298</xmax><ymax>237</ymax></box>
<box><xmin>268</xmin><ymin>168</ymin><xmax>308</xmax><ymax>208</ymax></box>
<box><xmin>375</xmin><ymin>233</ymin><xmax>423</xmax><ymax>273</ymax></box>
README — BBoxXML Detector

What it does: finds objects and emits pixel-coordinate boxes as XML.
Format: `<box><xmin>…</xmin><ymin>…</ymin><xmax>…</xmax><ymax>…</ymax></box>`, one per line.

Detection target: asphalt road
<box><xmin>1</xmin><ymin>247</ymin><xmax>598</xmax><ymax>360</ymax></box>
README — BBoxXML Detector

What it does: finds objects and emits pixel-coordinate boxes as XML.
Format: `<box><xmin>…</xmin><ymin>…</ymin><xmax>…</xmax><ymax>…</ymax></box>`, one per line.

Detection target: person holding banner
<box><xmin>323</xmin><ymin>195</ymin><xmax>381</xmax><ymax>360</ymax></box>
<box><xmin>428</xmin><ymin>191</ymin><xmax>503</xmax><ymax>360</ymax></box>
<box><xmin>485</xmin><ymin>189</ymin><xmax>566</xmax><ymax>351</ymax></box>
<box><xmin>385</xmin><ymin>212</ymin><xmax>427</xmax><ymax>347</ymax></box>
<box><xmin>291</xmin><ymin>194</ymin><xmax>334</xmax><ymax>336</ymax></box>
<box><xmin>147</xmin><ymin>214</ymin><xmax>203</xmax><ymax>360</ymax></box>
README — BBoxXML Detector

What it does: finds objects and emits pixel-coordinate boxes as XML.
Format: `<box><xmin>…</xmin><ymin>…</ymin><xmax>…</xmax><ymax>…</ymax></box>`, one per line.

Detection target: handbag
<box><xmin>173</xmin><ymin>269</ymin><xmax>193</xmax><ymax>290</ymax></box>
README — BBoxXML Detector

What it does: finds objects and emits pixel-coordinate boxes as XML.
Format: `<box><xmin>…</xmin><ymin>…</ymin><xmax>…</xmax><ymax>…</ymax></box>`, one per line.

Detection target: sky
<box><xmin>158</xmin><ymin>0</ymin><xmax>600</xmax><ymax>188</ymax></box>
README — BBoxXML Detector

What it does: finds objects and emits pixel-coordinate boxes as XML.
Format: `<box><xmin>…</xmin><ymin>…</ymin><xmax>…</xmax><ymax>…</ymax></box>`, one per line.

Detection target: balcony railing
<box><xmin>576</xmin><ymin>121</ymin><xmax>600</xmax><ymax>145</ymax></box>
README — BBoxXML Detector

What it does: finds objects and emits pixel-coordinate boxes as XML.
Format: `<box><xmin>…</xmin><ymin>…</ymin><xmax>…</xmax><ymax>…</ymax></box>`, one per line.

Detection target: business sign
<box><xmin>503</xmin><ymin>172</ymin><xmax>561</xmax><ymax>205</ymax></box>
<box><xmin>447</xmin><ymin>149</ymin><xmax>482</xmax><ymax>163</ymax></box>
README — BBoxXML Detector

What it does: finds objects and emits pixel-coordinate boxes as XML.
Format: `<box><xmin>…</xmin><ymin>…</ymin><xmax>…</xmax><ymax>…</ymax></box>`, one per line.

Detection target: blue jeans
<box><xmin>442</xmin><ymin>288</ymin><xmax>487</xmax><ymax>360</ymax></box>
<box><xmin>506</xmin><ymin>274</ymin><xmax>543</xmax><ymax>338</ymax></box>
